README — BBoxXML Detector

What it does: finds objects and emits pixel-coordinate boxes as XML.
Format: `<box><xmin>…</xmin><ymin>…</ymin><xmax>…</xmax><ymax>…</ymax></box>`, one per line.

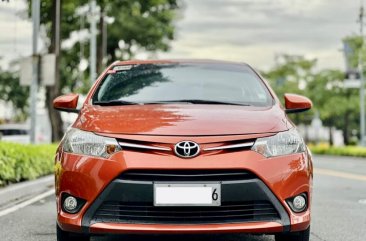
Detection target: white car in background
<box><xmin>0</xmin><ymin>124</ymin><xmax>30</xmax><ymax>144</ymax></box>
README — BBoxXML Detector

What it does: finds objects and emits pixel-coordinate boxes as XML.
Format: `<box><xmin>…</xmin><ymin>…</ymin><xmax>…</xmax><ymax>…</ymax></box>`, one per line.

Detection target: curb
<box><xmin>0</xmin><ymin>175</ymin><xmax>54</xmax><ymax>210</ymax></box>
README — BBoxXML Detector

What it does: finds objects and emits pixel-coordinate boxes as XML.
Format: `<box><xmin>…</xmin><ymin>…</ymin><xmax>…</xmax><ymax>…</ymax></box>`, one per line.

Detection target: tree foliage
<box><xmin>262</xmin><ymin>55</ymin><xmax>316</xmax><ymax>125</ymax></box>
<box><xmin>31</xmin><ymin>0</ymin><xmax>180</xmax><ymax>93</ymax></box>
<box><xmin>0</xmin><ymin>69</ymin><xmax>29</xmax><ymax>121</ymax></box>
<box><xmin>105</xmin><ymin>0</ymin><xmax>178</xmax><ymax>58</ymax></box>
<box><xmin>264</xmin><ymin>53</ymin><xmax>359</xmax><ymax>145</ymax></box>
<box><xmin>24</xmin><ymin>0</ymin><xmax>180</xmax><ymax>141</ymax></box>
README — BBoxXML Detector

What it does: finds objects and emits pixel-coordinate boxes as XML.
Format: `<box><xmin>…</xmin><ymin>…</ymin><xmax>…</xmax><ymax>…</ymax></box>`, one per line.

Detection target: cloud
<box><xmin>160</xmin><ymin>0</ymin><xmax>360</xmax><ymax>70</ymax></box>
<box><xmin>0</xmin><ymin>0</ymin><xmax>361</xmax><ymax>71</ymax></box>
<box><xmin>0</xmin><ymin>1</ymin><xmax>32</xmax><ymax>67</ymax></box>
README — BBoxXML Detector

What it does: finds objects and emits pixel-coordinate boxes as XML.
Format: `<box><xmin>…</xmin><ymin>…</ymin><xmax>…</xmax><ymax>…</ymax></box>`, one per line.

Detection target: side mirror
<box><xmin>53</xmin><ymin>94</ymin><xmax>80</xmax><ymax>113</ymax></box>
<box><xmin>284</xmin><ymin>93</ymin><xmax>312</xmax><ymax>114</ymax></box>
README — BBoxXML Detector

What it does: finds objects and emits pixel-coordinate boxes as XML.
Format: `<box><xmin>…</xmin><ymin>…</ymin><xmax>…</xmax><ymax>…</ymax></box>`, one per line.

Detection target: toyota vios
<box><xmin>53</xmin><ymin>60</ymin><xmax>313</xmax><ymax>241</ymax></box>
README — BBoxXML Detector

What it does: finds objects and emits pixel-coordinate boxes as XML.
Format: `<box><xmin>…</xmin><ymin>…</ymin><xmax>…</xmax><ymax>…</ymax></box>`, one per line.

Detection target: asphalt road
<box><xmin>1</xmin><ymin>155</ymin><xmax>366</xmax><ymax>241</ymax></box>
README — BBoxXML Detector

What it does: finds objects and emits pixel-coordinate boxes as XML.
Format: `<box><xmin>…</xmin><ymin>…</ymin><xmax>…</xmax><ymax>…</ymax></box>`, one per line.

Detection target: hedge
<box><xmin>0</xmin><ymin>142</ymin><xmax>57</xmax><ymax>186</ymax></box>
<box><xmin>309</xmin><ymin>143</ymin><xmax>366</xmax><ymax>158</ymax></box>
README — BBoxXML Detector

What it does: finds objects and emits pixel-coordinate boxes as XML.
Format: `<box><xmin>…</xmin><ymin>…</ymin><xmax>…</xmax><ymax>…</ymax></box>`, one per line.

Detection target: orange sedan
<box><xmin>53</xmin><ymin>59</ymin><xmax>313</xmax><ymax>241</ymax></box>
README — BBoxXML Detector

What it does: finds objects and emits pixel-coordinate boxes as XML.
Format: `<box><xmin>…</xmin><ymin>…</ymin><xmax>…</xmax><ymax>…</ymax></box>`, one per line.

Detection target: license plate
<box><xmin>154</xmin><ymin>183</ymin><xmax>221</xmax><ymax>206</ymax></box>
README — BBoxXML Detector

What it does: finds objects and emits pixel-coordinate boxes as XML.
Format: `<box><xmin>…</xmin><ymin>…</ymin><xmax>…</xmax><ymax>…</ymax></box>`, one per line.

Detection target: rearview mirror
<box><xmin>284</xmin><ymin>93</ymin><xmax>312</xmax><ymax>114</ymax></box>
<box><xmin>53</xmin><ymin>94</ymin><xmax>80</xmax><ymax>113</ymax></box>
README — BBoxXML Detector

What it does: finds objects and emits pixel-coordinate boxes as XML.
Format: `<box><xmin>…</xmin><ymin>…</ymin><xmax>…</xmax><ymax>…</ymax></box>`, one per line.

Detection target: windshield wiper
<box><xmin>144</xmin><ymin>99</ymin><xmax>251</xmax><ymax>106</ymax></box>
<box><xmin>94</xmin><ymin>99</ymin><xmax>251</xmax><ymax>106</ymax></box>
<box><xmin>94</xmin><ymin>100</ymin><xmax>139</xmax><ymax>106</ymax></box>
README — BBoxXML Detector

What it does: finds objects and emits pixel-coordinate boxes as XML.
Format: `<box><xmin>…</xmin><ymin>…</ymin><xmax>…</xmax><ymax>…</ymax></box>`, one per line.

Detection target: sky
<box><xmin>0</xmin><ymin>0</ymin><xmax>362</xmax><ymax>71</ymax></box>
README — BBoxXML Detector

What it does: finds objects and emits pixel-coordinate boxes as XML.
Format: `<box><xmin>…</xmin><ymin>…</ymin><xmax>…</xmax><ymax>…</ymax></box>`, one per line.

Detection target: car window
<box><xmin>0</xmin><ymin>129</ymin><xmax>29</xmax><ymax>136</ymax></box>
<box><xmin>93</xmin><ymin>63</ymin><xmax>273</xmax><ymax>107</ymax></box>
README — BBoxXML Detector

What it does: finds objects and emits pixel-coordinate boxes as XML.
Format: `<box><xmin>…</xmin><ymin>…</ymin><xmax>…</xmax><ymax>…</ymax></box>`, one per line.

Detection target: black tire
<box><xmin>57</xmin><ymin>224</ymin><xmax>90</xmax><ymax>241</ymax></box>
<box><xmin>275</xmin><ymin>226</ymin><xmax>310</xmax><ymax>241</ymax></box>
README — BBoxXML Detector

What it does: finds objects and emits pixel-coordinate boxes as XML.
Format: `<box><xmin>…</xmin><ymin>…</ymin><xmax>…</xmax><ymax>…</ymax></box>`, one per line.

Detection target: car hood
<box><xmin>74</xmin><ymin>104</ymin><xmax>290</xmax><ymax>136</ymax></box>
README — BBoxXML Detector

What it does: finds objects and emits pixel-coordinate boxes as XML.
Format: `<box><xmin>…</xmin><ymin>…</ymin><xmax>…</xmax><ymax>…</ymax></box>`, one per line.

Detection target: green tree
<box><xmin>27</xmin><ymin>0</ymin><xmax>180</xmax><ymax>141</ymax></box>
<box><xmin>264</xmin><ymin>53</ymin><xmax>360</xmax><ymax>145</ymax></box>
<box><xmin>95</xmin><ymin>0</ymin><xmax>179</xmax><ymax>73</ymax></box>
<box><xmin>309</xmin><ymin>69</ymin><xmax>359</xmax><ymax>145</ymax></box>
<box><xmin>0</xmin><ymin>69</ymin><xmax>29</xmax><ymax>121</ymax></box>
<box><xmin>262</xmin><ymin>55</ymin><xmax>316</xmax><ymax>127</ymax></box>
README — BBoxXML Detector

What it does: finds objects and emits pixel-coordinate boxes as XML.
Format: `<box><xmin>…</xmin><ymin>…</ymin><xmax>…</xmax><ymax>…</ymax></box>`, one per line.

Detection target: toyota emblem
<box><xmin>174</xmin><ymin>141</ymin><xmax>200</xmax><ymax>158</ymax></box>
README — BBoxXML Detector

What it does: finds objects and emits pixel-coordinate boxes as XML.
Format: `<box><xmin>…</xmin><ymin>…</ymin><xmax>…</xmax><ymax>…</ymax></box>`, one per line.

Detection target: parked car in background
<box><xmin>0</xmin><ymin>124</ymin><xmax>30</xmax><ymax>144</ymax></box>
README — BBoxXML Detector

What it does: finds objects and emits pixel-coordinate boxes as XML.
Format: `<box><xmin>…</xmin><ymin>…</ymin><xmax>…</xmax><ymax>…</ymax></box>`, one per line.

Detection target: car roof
<box><xmin>111</xmin><ymin>59</ymin><xmax>249</xmax><ymax>67</ymax></box>
<box><xmin>0</xmin><ymin>123</ymin><xmax>29</xmax><ymax>130</ymax></box>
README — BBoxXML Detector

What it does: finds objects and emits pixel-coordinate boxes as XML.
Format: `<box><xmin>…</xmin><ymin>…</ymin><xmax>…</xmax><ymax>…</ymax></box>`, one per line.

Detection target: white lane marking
<box><xmin>358</xmin><ymin>199</ymin><xmax>366</xmax><ymax>205</ymax></box>
<box><xmin>0</xmin><ymin>175</ymin><xmax>53</xmax><ymax>195</ymax></box>
<box><xmin>315</xmin><ymin>168</ymin><xmax>366</xmax><ymax>182</ymax></box>
<box><xmin>0</xmin><ymin>189</ymin><xmax>54</xmax><ymax>217</ymax></box>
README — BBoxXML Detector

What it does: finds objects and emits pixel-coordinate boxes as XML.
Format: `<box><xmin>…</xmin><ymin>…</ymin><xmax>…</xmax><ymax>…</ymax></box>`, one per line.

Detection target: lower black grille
<box><xmin>92</xmin><ymin>201</ymin><xmax>280</xmax><ymax>224</ymax></box>
<box><xmin>84</xmin><ymin>170</ymin><xmax>288</xmax><ymax>226</ymax></box>
<box><xmin>120</xmin><ymin>170</ymin><xmax>256</xmax><ymax>182</ymax></box>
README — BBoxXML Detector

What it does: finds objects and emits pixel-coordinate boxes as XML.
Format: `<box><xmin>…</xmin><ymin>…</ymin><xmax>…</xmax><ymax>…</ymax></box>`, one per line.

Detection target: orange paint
<box><xmin>53</xmin><ymin>59</ymin><xmax>313</xmax><ymax>237</ymax></box>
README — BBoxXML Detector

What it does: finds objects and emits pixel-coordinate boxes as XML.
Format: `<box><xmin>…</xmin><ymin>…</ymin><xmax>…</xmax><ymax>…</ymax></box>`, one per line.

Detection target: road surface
<box><xmin>1</xmin><ymin>155</ymin><xmax>366</xmax><ymax>241</ymax></box>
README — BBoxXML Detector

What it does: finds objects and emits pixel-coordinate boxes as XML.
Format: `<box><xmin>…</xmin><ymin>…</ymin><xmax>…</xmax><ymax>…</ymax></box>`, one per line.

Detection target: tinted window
<box><xmin>0</xmin><ymin>129</ymin><xmax>28</xmax><ymax>136</ymax></box>
<box><xmin>93</xmin><ymin>63</ymin><xmax>273</xmax><ymax>106</ymax></box>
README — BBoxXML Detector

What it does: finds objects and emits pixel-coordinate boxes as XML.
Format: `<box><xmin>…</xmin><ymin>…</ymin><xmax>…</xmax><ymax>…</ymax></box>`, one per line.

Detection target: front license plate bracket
<box><xmin>154</xmin><ymin>183</ymin><xmax>221</xmax><ymax>207</ymax></box>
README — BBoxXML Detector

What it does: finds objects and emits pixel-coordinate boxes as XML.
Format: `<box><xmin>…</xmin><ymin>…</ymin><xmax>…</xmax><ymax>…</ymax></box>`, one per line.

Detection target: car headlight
<box><xmin>251</xmin><ymin>129</ymin><xmax>305</xmax><ymax>157</ymax></box>
<box><xmin>62</xmin><ymin>128</ymin><xmax>121</xmax><ymax>158</ymax></box>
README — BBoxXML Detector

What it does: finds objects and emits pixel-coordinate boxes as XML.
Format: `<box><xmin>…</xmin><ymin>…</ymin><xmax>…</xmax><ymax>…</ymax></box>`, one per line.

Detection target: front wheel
<box><xmin>275</xmin><ymin>226</ymin><xmax>310</xmax><ymax>241</ymax></box>
<box><xmin>57</xmin><ymin>224</ymin><xmax>90</xmax><ymax>241</ymax></box>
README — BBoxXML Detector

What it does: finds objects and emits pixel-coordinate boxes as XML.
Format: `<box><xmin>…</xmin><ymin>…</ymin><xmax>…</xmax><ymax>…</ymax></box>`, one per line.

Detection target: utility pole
<box><xmin>55</xmin><ymin>0</ymin><xmax>60</xmax><ymax>57</ymax></box>
<box><xmin>89</xmin><ymin>0</ymin><xmax>97</xmax><ymax>85</ymax></box>
<box><xmin>359</xmin><ymin>1</ymin><xmax>366</xmax><ymax>146</ymax></box>
<box><xmin>30</xmin><ymin>0</ymin><xmax>40</xmax><ymax>144</ymax></box>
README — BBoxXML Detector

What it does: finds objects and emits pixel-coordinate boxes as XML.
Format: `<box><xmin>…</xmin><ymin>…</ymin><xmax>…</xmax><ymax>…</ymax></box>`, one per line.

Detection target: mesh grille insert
<box><xmin>92</xmin><ymin>200</ymin><xmax>280</xmax><ymax>224</ymax></box>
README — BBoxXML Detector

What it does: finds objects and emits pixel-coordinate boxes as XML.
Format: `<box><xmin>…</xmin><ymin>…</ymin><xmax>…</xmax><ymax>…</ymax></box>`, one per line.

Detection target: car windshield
<box><xmin>92</xmin><ymin>63</ymin><xmax>273</xmax><ymax>107</ymax></box>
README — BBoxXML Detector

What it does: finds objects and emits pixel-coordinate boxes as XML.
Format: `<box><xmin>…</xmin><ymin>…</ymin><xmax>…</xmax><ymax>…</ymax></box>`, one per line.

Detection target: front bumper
<box><xmin>55</xmin><ymin>148</ymin><xmax>312</xmax><ymax>235</ymax></box>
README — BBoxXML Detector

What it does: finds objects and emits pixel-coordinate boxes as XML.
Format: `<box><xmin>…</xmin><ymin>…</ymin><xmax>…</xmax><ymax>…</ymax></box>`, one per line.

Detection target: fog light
<box><xmin>61</xmin><ymin>193</ymin><xmax>86</xmax><ymax>214</ymax></box>
<box><xmin>293</xmin><ymin>195</ymin><xmax>306</xmax><ymax>210</ymax></box>
<box><xmin>63</xmin><ymin>196</ymin><xmax>78</xmax><ymax>213</ymax></box>
<box><xmin>286</xmin><ymin>193</ymin><xmax>307</xmax><ymax>213</ymax></box>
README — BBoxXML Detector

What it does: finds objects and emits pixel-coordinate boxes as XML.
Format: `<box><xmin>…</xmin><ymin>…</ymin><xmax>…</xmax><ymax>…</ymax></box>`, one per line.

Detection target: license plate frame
<box><xmin>154</xmin><ymin>183</ymin><xmax>221</xmax><ymax>207</ymax></box>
